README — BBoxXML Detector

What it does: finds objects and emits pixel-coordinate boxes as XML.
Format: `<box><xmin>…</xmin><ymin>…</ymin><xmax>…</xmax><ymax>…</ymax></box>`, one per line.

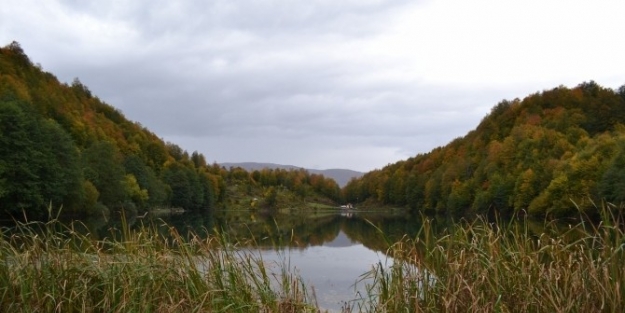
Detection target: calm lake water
<box><xmin>245</xmin><ymin>230</ymin><xmax>392</xmax><ymax>310</ymax></box>
<box><xmin>70</xmin><ymin>208</ymin><xmax>425</xmax><ymax>311</ymax></box>
<box><xmin>160</xmin><ymin>209</ymin><xmax>423</xmax><ymax>311</ymax></box>
<box><xmin>18</xmin><ymin>209</ymin><xmax>425</xmax><ymax>310</ymax></box>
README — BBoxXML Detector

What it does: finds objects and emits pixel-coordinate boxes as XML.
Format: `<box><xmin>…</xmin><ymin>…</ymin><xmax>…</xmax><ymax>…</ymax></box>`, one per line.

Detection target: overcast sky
<box><xmin>2</xmin><ymin>0</ymin><xmax>624</xmax><ymax>172</ymax></box>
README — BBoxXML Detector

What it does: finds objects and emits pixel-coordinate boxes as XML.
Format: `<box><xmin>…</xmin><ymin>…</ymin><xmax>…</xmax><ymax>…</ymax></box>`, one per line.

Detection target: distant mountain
<box><xmin>314</xmin><ymin>168</ymin><xmax>364</xmax><ymax>187</ymax></box>
<box><xmin>219</xmin><ymin>162</ymin><xmax>363</xmax><ymax>187</ymax></box>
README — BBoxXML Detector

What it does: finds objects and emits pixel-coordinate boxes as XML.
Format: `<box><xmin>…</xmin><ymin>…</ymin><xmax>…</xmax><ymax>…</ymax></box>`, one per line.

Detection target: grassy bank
<box><xmin>2</xmin><ymin>209</ymin><xmax>625</xmax><ymax>312</ymax></box>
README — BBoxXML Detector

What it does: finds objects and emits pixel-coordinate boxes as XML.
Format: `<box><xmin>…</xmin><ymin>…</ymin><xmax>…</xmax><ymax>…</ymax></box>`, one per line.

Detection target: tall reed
<box><xmin>0</xmin><ymin>217</ymin><xmax>319</xmax><ymax>313</ymax></box>
<box><xmin>359</xmin><ymin>209</ymin><xmax>625</xmax><ymax>312</ymax></box>
<box><xmin>3</xmin><ymin>207</ymin><xmax>624</xmax><ymax>313</ymax></box>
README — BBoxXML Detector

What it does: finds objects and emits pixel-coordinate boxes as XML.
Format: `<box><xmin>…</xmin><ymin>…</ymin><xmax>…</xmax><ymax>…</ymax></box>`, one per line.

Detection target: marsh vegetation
<box><xmin>2</xmin><ymin>207</ymin><xmax>624</xmax><ymax>312</ymax></box>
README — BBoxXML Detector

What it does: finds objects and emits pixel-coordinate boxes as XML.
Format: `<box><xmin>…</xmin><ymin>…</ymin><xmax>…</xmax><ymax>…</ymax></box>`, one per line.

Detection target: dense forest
<box><xmin>344</xmin><ymin>80</ymin><xmax>625</xmax><ymax>218</ymax></box>
<box><xmin>0</xmin><ymin>42</ymin><xmax>341</xmax><ymax>220</ymax></box>
<box><xmin>3</xmin><ymin>41</ymin><xmax>625</xmax><ymax>221</ymax></box>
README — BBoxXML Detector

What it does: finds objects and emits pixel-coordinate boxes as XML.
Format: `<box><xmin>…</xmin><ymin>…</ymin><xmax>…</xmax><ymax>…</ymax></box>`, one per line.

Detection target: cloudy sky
<box><xmin>2</xmin><ymin>0</ymin><xmax>624</xmax><ymax>172</ymax></box>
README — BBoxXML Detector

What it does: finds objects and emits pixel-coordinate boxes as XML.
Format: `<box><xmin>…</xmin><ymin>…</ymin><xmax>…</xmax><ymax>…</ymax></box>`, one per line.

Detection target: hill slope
<box><xmin>344</xmin><ymin>82</ymin><xmax>625</xmax><ymax>218</ymax></box>
<box><xmin>220</xmin><ymin>162</ymin><xmax>363</xmax><ymax>187</ymax></box>
<box><xmin>0</xmin><ymin>42</ymin><xmax>342</xmax><ymax>219</ymax></box>
<box><xmin>0</xmin><ymin>42</ymin><xmax>226</xmax><ymax>218</ymax></box>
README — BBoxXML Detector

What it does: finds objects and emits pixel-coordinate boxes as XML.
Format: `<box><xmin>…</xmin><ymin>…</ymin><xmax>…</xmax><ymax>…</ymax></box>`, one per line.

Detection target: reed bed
<box><xmin>0</xmin><ymin>218</ymin><xmax>318</xmax><ymax>313</ymax></box>
<box><xmin>2</xmin><ymin>208</ymin><xmax>625</xmax><ymax>313</ymax></box>
<box><xmin>358</xmin><ymin>209</ymin><xmax>625</xmax><ymax>313</ymax></box>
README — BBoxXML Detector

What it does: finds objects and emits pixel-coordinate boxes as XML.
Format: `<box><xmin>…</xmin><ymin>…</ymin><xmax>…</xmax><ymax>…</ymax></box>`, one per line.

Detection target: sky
<box><xmin>1</xmin><ymin>0</ymin><xmax>624</xmax><ymax>172</ymax></box>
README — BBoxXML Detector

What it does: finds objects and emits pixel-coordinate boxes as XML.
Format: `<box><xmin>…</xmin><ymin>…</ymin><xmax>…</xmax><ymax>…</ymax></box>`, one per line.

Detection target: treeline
<box><xmin>344</xmin><ymin>81</ymin><xmax>625</xmax><ymax>218</ymax></box>
<box><xmin>0</xmin><ymin>42</ymin><xmax>225</xmax><ymax>219</ymax></box>
<box><xmin>223</xmin><ymin>166</ymin><xmax>342</xmax><ymax>204</ymax></box>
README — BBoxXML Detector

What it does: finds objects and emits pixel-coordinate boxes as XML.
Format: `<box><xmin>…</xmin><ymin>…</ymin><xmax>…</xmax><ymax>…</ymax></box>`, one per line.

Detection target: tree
<box><xmin>36</xmin><ymin>118</ymin><xmax>84</xmax><ymax>213</ymax></box>
<box><xmin>0</xmin><ymin>100</ymin><xmax>83</xmax><ymax>218</ymax></box>
<box><xmin>191</xmin><ymin>151</ymin><xmax>207</xmax><ymax>168</ymax></box>
<box><xmin>123</xmin><ymin>174</ymin><xmax>149</xmax><ymax>209</ymax></box>
<box><xmin>198</xmin><ymin>171</ymin><xmax>216</xmax><ymax>210</ymax></box>
<box><xmin>618</xmin><ymin>85</ymin><xmax>625</xmax><ymax>102</ymax></box>
<box><xmin>447</xmin><ymin>179</ymin><xmax>473</xmax><ymax>214</ymax></box>
<box><xmin>0</xmin><ymin>100</ymin><xmax>44</xmax><ymax>216</ymax></box>
<box><xmin>124</xmin><ymin>155</ymin><xmax>168</xmax><ymax>209</ymax></box>
<box><xmin>82</xmin><ymin>141</ymin><xmax>127</xmax><ymax>208</ymax></box>
<box><xmin>513</xmin><ymin>169</ymin><xmax>537</xmax><ymax>212</ymax></box>
<box><xmin>599</xmin><ymin>141</ymin><xmax>625</xmax><ymax>203</ymax></box>
<box><xmin>264</xmin><ymin>186</ymin><xmax>278</xmax><ymax>207</ymax></box>
<box><xmin>161</xmin><ymin>162</ymin><xmax>193</xmax><ymax>209</ymax></box>
<box><xmin>405</xmin><ymin>173</ymin><xmax>424</xmax><ymax>211</ymax></box>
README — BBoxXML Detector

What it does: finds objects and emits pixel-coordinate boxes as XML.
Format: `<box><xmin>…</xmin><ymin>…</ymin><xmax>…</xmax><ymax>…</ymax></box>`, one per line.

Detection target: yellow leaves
<box><xmin>0</xmin><ymin>74</ymin><xmax>32</xmax><ymax>102</ymax></box>
<box><xmin>83</xmin><ymin>180</ymin><xmax>100</xmax><ymax>206</ymax></box>
<box><xmin>487</xmin><ymin>140</ymin><xmax>503</xmax><ymax>163</ymax></box>
<box><xmin>124</xmin><ymin>174</ymin><xmax>149</xmax><ymax>205</ymax></box>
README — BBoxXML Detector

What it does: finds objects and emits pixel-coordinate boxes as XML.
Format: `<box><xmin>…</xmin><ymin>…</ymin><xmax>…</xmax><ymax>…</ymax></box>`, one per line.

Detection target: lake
<box><xmin>3</xmin><ymin>206</ymin><xmax>625</xmax><ymax>312</ymax></box>
<box><xmin>41</xmin><ymin>209</ymin><xmax>424</xmax><ymax>312</ymax></box>
<box><xmin>2</xmin><ymin>208</ymin><xmax>590</xmax><ymax>312</ymax></box>
<box><xmin>71</xmin><ymin>208</ymin><xmax>426</xmax><ymax>311</ymax></box>
<box><xmin>161</xmin><ymin>209</ymin><xmax>425</xmax><ymax>311</ymax></box>
<box><xmin>32</xmin><ymin>208</ymin><xmax>555</xmax><ymax>311</ymax></box>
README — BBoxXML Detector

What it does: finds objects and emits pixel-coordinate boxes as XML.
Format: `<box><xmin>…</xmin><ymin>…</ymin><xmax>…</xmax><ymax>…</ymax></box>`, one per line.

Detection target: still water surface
<box><xmin>249</xmin><ymin>230</ymin><xmax>391</xmax><ymax>310</ymax></box>
<box><xmin>59</xmin><ymin>209</ymin><xmax>430</xmax><ymax>311</ymax></box>
<box><xmin>161</xmin><ymin>209</ymin><xmax>422</xmax><ymax>311</ymax></box>
<box><xmin>2</xmin><ymin>208</ymin><xmax>573</xmax><ymax>311</ymax></box>
<box><xmin>12</xmin><ymin>208</ymin><xmax>560</xmax><ymax>311</ymax></box>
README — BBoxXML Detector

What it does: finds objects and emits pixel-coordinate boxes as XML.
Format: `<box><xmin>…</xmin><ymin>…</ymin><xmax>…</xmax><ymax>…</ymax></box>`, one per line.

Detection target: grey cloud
<box><xmin>55</xmin><ymin>0</ymin><xmax>415</xmax><ymax>42</ymax></box>
<box><xmin>8</xmin><ymin>0</ymin><xmax>615</xmax><ymax>171</ymax></box>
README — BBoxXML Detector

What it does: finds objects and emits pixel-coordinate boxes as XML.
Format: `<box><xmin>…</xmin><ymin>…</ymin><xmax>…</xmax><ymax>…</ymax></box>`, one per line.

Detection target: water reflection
<box><xmin>246</xmin><ymin>230</ymin><xmax>392</xmax><ymax>311</ymax></box>
<box><xmin>177</xmin><ymin>210</ymin><xmax>423</xmax><ymax>311</ymax></box>
<box><xmin>2</xmin><ymin>209</ymin><xmax>575</xmax><ymax>311</ymax></box>
<box><xmin>209</xmin><ymin>210</ymin><xmax>440</xmax><ymax>250</ymax></box>
<box><xmin>52</xmin><ymin>209</ymin><xmax>444</xmax><ymax>250</ymax></box>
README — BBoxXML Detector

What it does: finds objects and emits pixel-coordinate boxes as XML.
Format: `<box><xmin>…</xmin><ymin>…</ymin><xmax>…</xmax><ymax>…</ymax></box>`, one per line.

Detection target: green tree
<box><xmin>161</xmin><ymin>162</ymin><xmax>193</xmax><ymax>209</ymax></box>
<box><xmin>124</xmin><ymin>155</ymin><xmax>168</xmax><ymax>209</ymax></box>
<box><xmin>0</xmin><ymin>100</ymin><xmax>44</xmax><ymax>216</ymax></box>
<box><xmin>198</xmin><ymin>171</ymin><xmax>216</xmax><ymax>210</ymax></box>
<box><xmin>447</xmin><ymin>179</ymin><xmax>473</xmax><ymax>214</ymax></box>
<box><xmin>405</xmin><ymin>173</ymin><xmax>424</xmax><ymax>211</ymax></box>
<box><xmin>599</xmin><ymin>141</ymin><xmax>625</xmax><ymax>203</ymax></box>
<box><xmin>0</xmin><ymin>100</ymin><xmax>83</xmax><ymax>218</ymax></box>
<box><xmin>37</xmin><ymin>118</ymin><xmax>84</xmax><ymax>213</ymax></box>
<box><xmin>82</xmin><ymin>141</ymin><xmax>127</xmax><ymax>209</ymax></box>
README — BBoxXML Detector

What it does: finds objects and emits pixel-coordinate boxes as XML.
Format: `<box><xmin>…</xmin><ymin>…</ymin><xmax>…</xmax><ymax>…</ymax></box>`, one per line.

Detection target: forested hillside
<box><xmin>0</xmin><ymin>42</ymin><xmax>341</xmax><ymax>219</ymax></box>
<box><xmin>8</xmin><ymin>40</ymin><xmax>622</xmax><ymax>220</ymax></box>
<box><xmin>343</xmin><ymin>81</ymin><xmax>625</xmax><ymax>218</ymax></box>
